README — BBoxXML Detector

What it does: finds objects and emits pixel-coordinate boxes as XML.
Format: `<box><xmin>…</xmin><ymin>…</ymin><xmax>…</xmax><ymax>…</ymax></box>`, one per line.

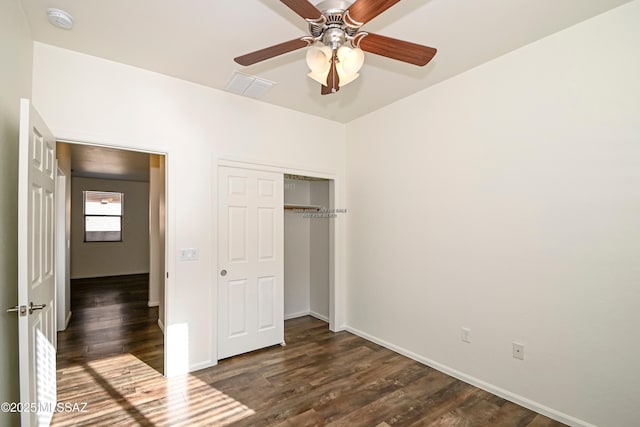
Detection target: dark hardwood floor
<box><xmin>53</xmin><ymin>276</ymin><xmax>565</xmax><ymax>426</ymax></box>
<box><xmin>55</xmin><ymin>274</ymin><xmax>163</xmax><ymax>374</ymax></box>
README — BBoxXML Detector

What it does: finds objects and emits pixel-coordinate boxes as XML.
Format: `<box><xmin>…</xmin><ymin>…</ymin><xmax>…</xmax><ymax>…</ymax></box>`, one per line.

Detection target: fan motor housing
<box><xmin>316</xmin><ymin>0</ymin><xmax>356</xmax><ymax>11</ymax></box>
<box><xmin>322</xmin><ymin>28</ymin><xmax>346</xmax><ymax>49</ymax></box>
<box><xmin>308</xmin><ymin>0</ymin><xmax>359</xmax><ymax>41</ymax></box>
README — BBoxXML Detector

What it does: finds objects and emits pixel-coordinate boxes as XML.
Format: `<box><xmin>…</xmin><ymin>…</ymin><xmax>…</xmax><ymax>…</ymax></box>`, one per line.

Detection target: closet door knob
<box><xmin>220</xmin><ymin>269</ymin><xmax>227</xmax><ymax>277</ymax></box>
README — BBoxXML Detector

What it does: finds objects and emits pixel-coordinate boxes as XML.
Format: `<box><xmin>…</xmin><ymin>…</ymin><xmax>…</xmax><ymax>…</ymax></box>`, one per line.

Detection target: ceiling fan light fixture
<box><xmin>307</xmin><ymin>71</ymin><xmax>330</xmax><ymax>85</ymax></box>
<box><xmin>336</xmin><ymin>66</ymin><xmax>359</xmax><ymax>87</ymax></box>
<box><xmin>306</xmin><ymin>45</ymin><xmax>332</xmax><ymax>73</ymax></box>
<box><xmin>306</xmin><ymin>44</ymin><xmax>362</xmax><ymax>88</ymax></box>
<box><xmin>234</xmin><ymin>0</ymin><xmax>436</xmax><ymax>95</ymax></box>
<box><xmin>308</xmin><ymin>62</ymin><xmax>360</xmax><ymax>87</ymax></box>
<box><xmin>337</xmin><ymin>46</ymin><xmax>365</xmax><ymax>74</ymax></box>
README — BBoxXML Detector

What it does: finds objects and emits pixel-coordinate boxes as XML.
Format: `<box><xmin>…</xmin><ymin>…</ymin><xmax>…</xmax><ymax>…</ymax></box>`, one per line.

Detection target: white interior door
<box><xmin>16</xmin><ymin>99</ymin><xmax>57</xmax><ymax>426</ymax></box>
<box><xmin>218</xmin><ymin>166</ymin><xmax>284</xmax><ymax>359</ymax></box>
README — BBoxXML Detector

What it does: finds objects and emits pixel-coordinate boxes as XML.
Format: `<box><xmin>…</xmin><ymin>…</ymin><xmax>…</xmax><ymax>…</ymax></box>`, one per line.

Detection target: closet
<box><xmin>284</xmin><ymin>175</ymin><xmax>330</xmax><ymax>322</ymax></box>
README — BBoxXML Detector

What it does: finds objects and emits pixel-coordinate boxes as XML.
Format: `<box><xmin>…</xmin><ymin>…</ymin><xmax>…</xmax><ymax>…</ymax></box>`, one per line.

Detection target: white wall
<box><xmin>32</xmin><ymin>43</ymin><xmax>347</xmax><ymax>374</ymax></box>
<box><xmin>71</xmin><ymin>177</ymin><xmax>150</xmax><ymax>278</ymax></box>
<box><xmin>346</xmin><ymin>2</ymin><xmax>640</xmax><ymax>427</ymax></box>
<box><xmin>310</xmin><ymin>180</ymin><xmax>330</xmax><ymax>320</ymax></box>
<box><xmin>0</xmin><ymin>0</ymin><xmax>32</xmax><ymax>424</ymax></box>
<box><xmin>284</xmin><ymin>179</ymin><xmax>311</xmax><ymax>318</ymax></box>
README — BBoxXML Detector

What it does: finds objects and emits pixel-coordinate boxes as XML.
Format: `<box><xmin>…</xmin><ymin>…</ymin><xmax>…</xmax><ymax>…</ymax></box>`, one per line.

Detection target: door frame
<box><xmin>56</xmin><ymin>138</ymin><xmax>170</xmax><ymax>374</ymax></box>
<box><xmin>55</xmin><ymin>167</ymin><xmax>70</xmax><ymax>331</ymax></box>
<box><xmin>215</xmin><ymin>157</ymin><xmax>342</xmax><ymax>362</ymax></box>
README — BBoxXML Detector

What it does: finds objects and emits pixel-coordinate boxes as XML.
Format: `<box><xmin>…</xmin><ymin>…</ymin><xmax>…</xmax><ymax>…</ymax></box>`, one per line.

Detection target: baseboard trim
<box><xmin>189</xmin><ymin>360</ymin><xmax>217</xmax><ymax>373</ymax></box>
<box><xmin>166</xmin><ymin>359</ymin><xmax>217</xmax><ymax>377</ymax></box>
<box><xmin>65</xmin><ymin>311</ymin><xmax>72</xmax><ymax>329</ymax></box>
<box><xmin>157</xmin><ymin>318</ymin><xmax>164</xmax><ymax>334</ymax></box>
<box><xmin>344</xmin><ymin>326</ymin><xmax>595</xmax><ymax>427</ymax></box>
<box><xmin>148</xmin><ymin>300</ymin><xmax>160</xmax><ymax>308</ymax></box>
<box><xmin>284</xmin><ymin>310</ymin><xmax>329</xmax><ymax>323</ymax></box>
<box><xmin>284</xmin><ymin>311</ymin><xmax>310</xmax><ymax>320</ymax></box>
<box><xmin>70</xmin><ymin>272</ymin><xmax>150</xmax><ymax>280</ymax></box>
<box><xmin>57</xmin><ymin>311</ymin><xmax>73</xmax><ymax>332</ymax></box>
<box><xmin>309</xmin><ymin>311</ymin><xmax>329</xmax><ymax>323</ymax></box>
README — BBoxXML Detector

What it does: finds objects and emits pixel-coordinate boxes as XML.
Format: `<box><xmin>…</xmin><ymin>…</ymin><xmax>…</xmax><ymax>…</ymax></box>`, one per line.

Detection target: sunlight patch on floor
<box><xmin>161</xmin><ymin>370</ymin><xmax>256</xmax><ymax>426</ymax></box>
<box><xmin>53</xmin><ymin>353</ymin><xmax>254</xmax><ymax>426</ymax></box>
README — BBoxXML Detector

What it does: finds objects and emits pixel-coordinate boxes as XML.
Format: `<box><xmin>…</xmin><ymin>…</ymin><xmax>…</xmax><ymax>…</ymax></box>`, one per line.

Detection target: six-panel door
<box><xmin>217</xmin><ymin>166</ymin><xmax>284</xmax><ymax>359</ymax></box>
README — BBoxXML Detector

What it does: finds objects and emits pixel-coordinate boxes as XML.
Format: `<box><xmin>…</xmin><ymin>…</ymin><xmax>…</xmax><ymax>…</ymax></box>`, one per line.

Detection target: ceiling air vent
<box><xmin>224</xmin><ymin>72</ymin><xmax>275</xmax><ymax>99</ymax></box>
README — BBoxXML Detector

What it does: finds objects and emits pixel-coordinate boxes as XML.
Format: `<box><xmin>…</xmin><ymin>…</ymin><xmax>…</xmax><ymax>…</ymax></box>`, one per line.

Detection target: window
<box><xmin>83</xmin><ymin>191</ymin><xmax>124</xmax><ymax>242</ymax></box>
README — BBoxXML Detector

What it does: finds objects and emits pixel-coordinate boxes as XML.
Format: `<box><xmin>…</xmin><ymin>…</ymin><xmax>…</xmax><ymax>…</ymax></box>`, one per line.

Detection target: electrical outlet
<box><xmin>461</xmin><ymin>327</ymin><xmax>471</xmax><ymax>343</ymax></box>
<box><xmin>513</xmin><ymin>342</ymin><xmax>524</xmax><ymax>360</ymax></box>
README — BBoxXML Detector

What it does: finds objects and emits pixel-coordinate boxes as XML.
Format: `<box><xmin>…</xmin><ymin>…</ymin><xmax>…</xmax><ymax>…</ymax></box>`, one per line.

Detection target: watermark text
<box><xmin>1</xmin><ymin>401</ymin><xmax>88</xmax><ymax>414</ymax></box>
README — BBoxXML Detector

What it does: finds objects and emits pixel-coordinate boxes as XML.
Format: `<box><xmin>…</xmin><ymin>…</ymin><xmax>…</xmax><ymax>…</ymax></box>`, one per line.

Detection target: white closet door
<box><xmin>218</xmin><ymin>166</ymin><xmax>284</xmax><ymax>359</ymax></box>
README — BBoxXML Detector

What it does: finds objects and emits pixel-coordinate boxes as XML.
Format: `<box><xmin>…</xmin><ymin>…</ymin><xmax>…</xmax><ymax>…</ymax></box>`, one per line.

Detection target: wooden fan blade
<box><xmin>234</xmin><ymin>38</ymin><xmax>309</xmax><ymax>66</ymax></box>
<box><xmin>359</xmin><ymin>33</ymin><xmax>437</xmax><ymax>66</ymax></box>
<box><xmin>280</xmin><ymin>0</ymin><xmax>323</xmax><ymax>20</ymax></box>
<box><xmin>347</xmin><ymin>0</ymin><xmax>401</xmax><ymax>25</ymax></box>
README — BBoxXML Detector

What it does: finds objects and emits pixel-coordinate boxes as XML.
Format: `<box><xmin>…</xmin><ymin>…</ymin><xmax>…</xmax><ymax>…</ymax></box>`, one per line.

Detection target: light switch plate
<box><xmin>180</xmin><ymin>248</ymin><xmax>199</xmax><ymax>261</ymax></box>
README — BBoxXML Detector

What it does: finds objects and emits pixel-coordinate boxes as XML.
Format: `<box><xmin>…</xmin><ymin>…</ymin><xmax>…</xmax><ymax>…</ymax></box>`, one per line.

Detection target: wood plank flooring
<box><xmin>53</xmin><ymin>275</ymin><xmax>566</xmax><ymax>426</ymax></box>
<box><xmin>55</xmin><ymin>274</ymin><xmax>163</xmax><ymax>374</ymax></box>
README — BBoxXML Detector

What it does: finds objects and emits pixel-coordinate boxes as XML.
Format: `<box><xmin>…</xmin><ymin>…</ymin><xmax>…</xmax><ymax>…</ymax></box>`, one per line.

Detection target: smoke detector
<box><xmin>47</xmin><ymin>8</ymin><xmax>74</xmax><ymax>30</ymax></box>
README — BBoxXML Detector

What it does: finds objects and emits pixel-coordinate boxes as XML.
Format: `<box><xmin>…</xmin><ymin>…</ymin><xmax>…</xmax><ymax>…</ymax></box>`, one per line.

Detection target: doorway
<box><xmin>284</xmin><ymin>174</ymin><xmax>331</xmax><ymax>322</ymax></box>
<box><xmin>55</xmin><ymin>142</ymin><xmax>167</xmax><ymax>374</ymax></box>
<box><xmin>216</xmin><ymin>160</ymin><xmax>337</xmax><ymax>361</ymax></box>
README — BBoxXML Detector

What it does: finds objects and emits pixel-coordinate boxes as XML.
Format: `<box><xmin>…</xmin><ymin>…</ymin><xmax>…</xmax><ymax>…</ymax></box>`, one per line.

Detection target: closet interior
<box><xmin>284</xmin><ymin>175</ymin><xmax>330</xmax><ymax>322</ymax></box>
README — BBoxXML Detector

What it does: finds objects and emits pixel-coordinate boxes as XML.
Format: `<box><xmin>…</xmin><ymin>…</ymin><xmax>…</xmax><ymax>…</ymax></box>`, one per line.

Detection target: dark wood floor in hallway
<box><xmin>55</xmin><ymin>274</ymin><xmax>163</xmax><ymax>374</ymax></box>
<box><xmin>53</xmin><ymin>275</ymin><xmax>565</xmax><ymax>426</ymax></box>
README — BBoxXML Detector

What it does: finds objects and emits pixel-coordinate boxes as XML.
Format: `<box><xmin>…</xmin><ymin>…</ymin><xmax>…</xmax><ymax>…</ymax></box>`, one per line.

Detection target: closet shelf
<box><xmin>284</xmin><ymin>204</ymin><xmax>322</xmax><ymax>212</ymax></box>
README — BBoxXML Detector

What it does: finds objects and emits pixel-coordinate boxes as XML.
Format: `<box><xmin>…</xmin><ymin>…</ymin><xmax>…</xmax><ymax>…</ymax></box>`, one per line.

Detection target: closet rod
<box><xmin>284</xmin><ymin>204</ymin><xmax>321</xmax><ymax>212</ymax></box>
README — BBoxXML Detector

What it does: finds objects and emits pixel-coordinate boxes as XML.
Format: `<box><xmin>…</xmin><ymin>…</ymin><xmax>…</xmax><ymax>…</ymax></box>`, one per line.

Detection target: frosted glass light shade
<box><xmin>336</xmin><ymin>65</ymin><xmax>359</xmax><ymax>86</ymax></box>
<box><xmin>306</xmin><ymin>45</ymin><xmax>365</xmax><ymax>88</ymax></box>
<box><xmin>306</xmin><ymin>46</ymin><xmax>332</xmax><ymax>74</ymax></box>
<box><xmin>307</xmin><ymin>71</ymin><xmax>330</xmax><ymax>85</ymax></box>
<box><xmin>337</xmin><ymin>46</ymin><xmax>365</xmax><ymax>75</ymax></box>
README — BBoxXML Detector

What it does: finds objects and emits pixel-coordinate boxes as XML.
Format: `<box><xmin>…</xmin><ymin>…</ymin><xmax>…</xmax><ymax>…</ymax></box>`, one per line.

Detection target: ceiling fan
<box><xmin>234</xmin><ymin>0</ymin><xmax>437</xmax><ymax>95</ymax></box>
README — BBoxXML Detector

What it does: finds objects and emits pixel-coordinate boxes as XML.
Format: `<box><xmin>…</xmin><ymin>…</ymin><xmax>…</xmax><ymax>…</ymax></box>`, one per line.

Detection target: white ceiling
<box><xmin>22</xmin><ymin>0</ymin><xmax>631</xmax><ymax>123</ymax></box>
